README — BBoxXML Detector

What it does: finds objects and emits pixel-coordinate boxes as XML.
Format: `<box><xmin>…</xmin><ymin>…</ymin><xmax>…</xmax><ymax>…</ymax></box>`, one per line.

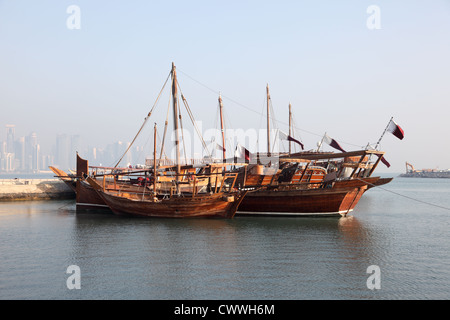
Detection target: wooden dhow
<box><xmin>84</xmin><ymin>63</ymin><xmax>250</xmax><ymax>218</ymax></box>
<box><xmin>229</xmin><ymin>85</ymin><xmax>393</xmax><ymax>217</ymax></box>
<box><xmin>52</xmin><ymin>152</ymin><xmax>248</xmax><ymax>212</ymax></box>
<box><xmin>52</xmin><ymin>66</ymin><xmax>398</xmax><ymax>218</ymax></box>
<box><xmin>85</xmin><ymin>171</ymin><xmax>248</xmax><ymax>218</ymax></box>
<box><xmin>234</xmin><ymin>150</ymin><xmax>389</xmax><ymax>217</ymax></box>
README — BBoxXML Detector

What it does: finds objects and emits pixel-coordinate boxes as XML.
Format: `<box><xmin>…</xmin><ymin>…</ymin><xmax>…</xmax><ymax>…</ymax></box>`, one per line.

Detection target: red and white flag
<box><xmin>234</xmin><ymin>144</ymin><xmax>251</xmax><ymax>161</ymax></box>
<box><xmin>377</xmin><ymin>154</ymin><xmax>391</xmax><ymax>168</ymax></box>
<box><xmin>323</xmin><ymin>134</ymin><xmax>346</xmax><ymax>153</ymax></box>
<box><xmin>387</xmin><ymin>120</ymin><xmax>405</xmax><ymax>140</ymax></box>
<box><xmin>215</xmin><ymin>143</ymin><xmax>226</xmax><ymax>152</ymax></box>
<box><xmin>279</xmin><ymin>130</ymin><xmax>304</xmax><ymax>150</ymax></box>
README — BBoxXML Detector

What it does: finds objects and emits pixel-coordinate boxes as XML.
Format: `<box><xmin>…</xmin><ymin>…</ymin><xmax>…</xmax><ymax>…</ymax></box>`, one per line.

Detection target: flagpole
<box><xmin>233</xmin><ymin>145</ymin><xmax>238</xmax><ymax>170</ymax></box>
<box><xmin>266</xmin><ymin>84</ymin><xmax>271</xmax><ymax>156</ymax></box>
<box><xmin>317</xmin><ymin>132</ymin><xmax>326</xmax><ymax>152</ymax></box>
<box><xmin>374</xmin><ymin>117</ymin><xmax>393</xmax><ymax>150</ymax></box>
<box><xmin>218</xmin><ymin>93</ymin><xmax>226</xmax><ymax>164</ymax></box>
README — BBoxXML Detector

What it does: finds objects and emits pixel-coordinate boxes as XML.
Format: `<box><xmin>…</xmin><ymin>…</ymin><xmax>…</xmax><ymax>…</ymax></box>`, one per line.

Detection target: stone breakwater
<box><xmin>0</xmin><ymin>179</ymin><xmax>75</xmax><ymax>201</ymax></box>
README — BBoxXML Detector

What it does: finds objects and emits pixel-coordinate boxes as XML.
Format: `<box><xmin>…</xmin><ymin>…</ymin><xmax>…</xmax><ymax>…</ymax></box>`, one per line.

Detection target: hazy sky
<box><xmin>1</xmin><ymin>0</ymin><xmax>449</xmax><ymax>172</ymax></box>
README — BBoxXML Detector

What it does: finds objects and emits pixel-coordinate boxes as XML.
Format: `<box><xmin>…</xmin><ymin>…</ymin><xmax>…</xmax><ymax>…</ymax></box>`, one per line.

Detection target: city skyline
<box><xmin>0</xmin><ymin>118</ymin><xmax>413</xmax><ymax>175</ymax></box>
<box><xmin>0</xmin><ymin>124</ymin><xmax>150</xmax><ymax>173</ymax></box>
<box><xmin>0</xmin><ymin>121</ymin><xmax>312</xmax><ymax>173</ymax></box>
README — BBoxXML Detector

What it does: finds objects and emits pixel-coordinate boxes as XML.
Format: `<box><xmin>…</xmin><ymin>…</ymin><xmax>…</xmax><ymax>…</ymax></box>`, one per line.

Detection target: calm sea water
<box><xmin>0</xmin><ymin>176</ymin><xmax>449</xmax><ymax>300</ymax></box>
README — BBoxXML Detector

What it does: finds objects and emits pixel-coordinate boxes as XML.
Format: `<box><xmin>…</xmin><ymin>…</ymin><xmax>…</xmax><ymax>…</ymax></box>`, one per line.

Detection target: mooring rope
<box><xmin>357</xmin><ymin>178</ymin><xmax>450</xmax><ymax>211</ymax></box>
<box><xmin>58</xmin><ymin>200</ymin><xmax>75</xmax><ymax>211</ymax></box>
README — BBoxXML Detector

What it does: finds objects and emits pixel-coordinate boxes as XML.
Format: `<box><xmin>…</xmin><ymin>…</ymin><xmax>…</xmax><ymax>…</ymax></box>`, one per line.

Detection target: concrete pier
<box><xmin>0</xmin><ymin>179</ymin><xmax>75</xmax><ymax>201</ymax></box>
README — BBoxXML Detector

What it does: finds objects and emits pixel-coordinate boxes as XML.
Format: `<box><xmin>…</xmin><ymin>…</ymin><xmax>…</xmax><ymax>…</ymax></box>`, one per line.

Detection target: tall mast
<box><xmin>288</xmin><ymin>103</ymin><xmax>292</xmax><ymax>155</ymax></box>
<box><xmin>171</xmin><ymin>63</ymin><xmax>181</xmax><ymax>185</ymax></box>
<box><xmin>153</xmin><ymin>123</ymin><xmax>157</xmax><ymax>199</ymax></box>
<box><xmin>266</xmin><ymin>84</ymin><xmax>271</xmax><ymax>156</ymax></box>
<box><xmin>218</xmin><ymin>94</ymin><xmax>226</xmax><ymax>163</ymax></box>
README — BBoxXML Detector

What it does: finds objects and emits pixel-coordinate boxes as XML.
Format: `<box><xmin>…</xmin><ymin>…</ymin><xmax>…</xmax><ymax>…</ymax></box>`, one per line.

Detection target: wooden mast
<box><xmin>153</xmin><ymin>123</ymin><xmax>157</xmax><ymax>199</ymax></box>
<box><xmin>266</xmin><ymin>84</ymin><xmax>271</xmax><ymax>156</ymax></box>
<box><xmin>288</xmin><ymin>103</ymin><xmax>292</xmax><ymax>156</ymax></box>
<box><xmin>218</xmin><ymin>94</ymin><xmax>226</xmax><ymax>163</ymax></box>
<box><xmin>171</xmin><ymin>63</ymin><xmax>181</xmax><ymax>191</ymax></box>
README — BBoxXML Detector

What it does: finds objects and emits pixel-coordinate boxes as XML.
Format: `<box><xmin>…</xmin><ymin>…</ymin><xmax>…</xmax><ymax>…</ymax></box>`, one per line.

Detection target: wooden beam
<box><xmin>281</xmin><ymin>150</ymin><xmax>385</xmax><ymax>161</ymax></box>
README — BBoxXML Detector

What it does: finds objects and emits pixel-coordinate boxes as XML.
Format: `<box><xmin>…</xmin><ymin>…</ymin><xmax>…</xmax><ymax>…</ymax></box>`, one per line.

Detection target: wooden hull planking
<box><xmin>92</xmin><ymin>186</ymin><xmax>247</xmax><ymax>219</ymax></box>
<box><xmin>366</xmin><ymin>177</ymin><xmax>393</xmax><ymax>189</ymax></box>
<box><xmin>76</xmin><ymin>180</ymin><xmax>111</xmax><ymax>210</ymax></box>
<box><xmin>237</xmin><ymin>177</ymin><xmax>379</xmax><ymax>217</ymax></box>
<box><xmin>238</xmin><ymin>187</ymin><xmax>366</xmax><ymax>217</ymax></box>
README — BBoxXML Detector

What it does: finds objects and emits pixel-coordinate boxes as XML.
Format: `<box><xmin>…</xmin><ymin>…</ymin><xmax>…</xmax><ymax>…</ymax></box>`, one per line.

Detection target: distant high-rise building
<box><xmin>70</xmin><ymin>135</ymin><xmax>80</xmax><ymax>168</ymax></box>
<box><xmin>24</xmin><ymin>132</ymin><xmax>38</xmax><ymax>172</ymax></box>
<box><xmin>6</xmin><ymin>125</ymin><xmax>15</xmax><ymax>154</ymax></box>
<box><xmin>87</xmin><ymin>147</ymin><xmax>97</xmax><ymax>165</ymax></box>
<box><xmin>1</xmin><ymin>141</ymin><xmax>6</xmax><ymax>157</ymax></box>
<box><xmin>125</xmin><ymin>142</ymin><xmax>132</xmax><ymax>166</ymax></box>
<box><xmin>29</xmin><ymin>132</ymin><xmax>37</xmax><ymax>148</ymax></box>
<box><xmin>7</xmin><ymin>153</ymin><xmax>14</xmax><ymax>172</ymax></box>
<box><xmin>32</xmin><ymin>144</ymin><xmax>40</xmax><ymax>172</ymax></box>
<box><xmin>41</xmin><ymin>154</ymin><xmax>53</xmax><ymax>171</ymax></box>
<box><xmin>114</xmin><ymin>141</ymin><xmax>125</xmax><ymax>163</ymax></box>
<box><xmin>56</xmin><ymin>134</ymin><xmax>70</xmax><ymax>170</ymax></box>
<box><xmin>15</xmin><ymin>137</ymin><xmax>25</xmax><ymax>171</ymax></box>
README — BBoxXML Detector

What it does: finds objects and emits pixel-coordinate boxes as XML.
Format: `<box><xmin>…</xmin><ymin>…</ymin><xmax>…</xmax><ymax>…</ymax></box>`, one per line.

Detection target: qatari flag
<box><xmin>387</xmin><ymin>120</ymin><xmax>405</xmax><ymax>140</ymax></box>
<box><xmin>279</xmin><ymin>130</ymin><xmax>304</xmax><ymax>150</ymax></box>
<box><xmin>216</xmin><ymin>143</ymin><xmax>226</xmax><ymax>152</ymax></box>
<box><xmin>377</xmin><ymin>154</ymin><xmax>391</xmax><ymax>168</ymax></box>
<box><xmin>324</xmin><ymin>134</ymin><xmax>346</xmax><ymax>153</ymax></box>
<box><xmin>234</xmin><ymin>144</ymin><xmax>251</xmax><ymax>161</ymax></box>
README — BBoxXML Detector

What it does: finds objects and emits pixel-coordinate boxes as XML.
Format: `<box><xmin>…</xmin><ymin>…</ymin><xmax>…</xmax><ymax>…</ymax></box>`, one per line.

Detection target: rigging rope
<box><xmin>114</xmin><ymin>71</ymin><xmax>171</xmax><ymax>168</ymax></box>
<box><xmin>159</xmin><ymin>92</ymin><xmax>172</xmax><ymax>164</ymax></box>
<box><xmin>269</xmin><ymin>96</ymin><xmax>279</xmax><ymax>154</ymax></box>
<box><xmin>177</xmin><ymin>95</ymin><xmax>189</xmax><ymax>165</ymax></box>
<box><xmin>176</xmin><ymin>76</ymin><xmax>212</xmax><ymax>159</ymax></box>
<box><xmin>177</xmin><ymin>68</ymin><xmax>366</xmax><ymax>149</ymax></box>
<box><xmin>357</xmin><ymin>178</ymin><xmax>450</xmax><ymax>211</ymax></box>
<box><xmin>181</xmin><ymin>93</ymin><xmax>212</xmax><ymax>159</ymax></box>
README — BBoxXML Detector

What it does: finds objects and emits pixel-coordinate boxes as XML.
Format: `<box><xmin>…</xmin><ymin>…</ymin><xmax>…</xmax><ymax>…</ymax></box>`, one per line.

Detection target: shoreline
<box><xmin>0</xmin><ymin>178</ymin><xmax>75</xmax><ymax>201</ymax></box>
